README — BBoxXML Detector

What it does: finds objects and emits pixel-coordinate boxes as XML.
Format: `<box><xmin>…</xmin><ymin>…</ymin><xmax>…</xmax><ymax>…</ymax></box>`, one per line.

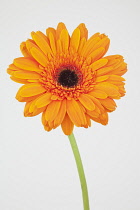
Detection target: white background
<box><xmin>0</xmin><ymin>0</ymin><xmax>140</xmax><ymax>209</ymax></box>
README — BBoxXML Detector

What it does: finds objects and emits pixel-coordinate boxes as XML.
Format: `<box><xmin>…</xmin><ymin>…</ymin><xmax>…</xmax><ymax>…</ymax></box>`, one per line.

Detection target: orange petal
<box><xmin>61</xmin><ymin>113</ymin><xmax>74</xmax><ymax>135</ymax></box>
<box><xmin>56</xmin><ymin>39</ymin><xmax>62</xmax><ymax>53</ymax></box>
<box><xmin>13</xmin><ymin>70</ymin><xmax>41</xmax><ymax>80</ymax></box>
<box><xmin>85</xmin><ymin>114</ymin><xmax>91</xmax><ymax>127</ymax></box>
<box><xmin>56</xmin><ymin>22</ymin><xmax>66</xmax><ymax>40</ymax></box>
<box><xmin>101</xmin><ymin>55</ymin><xmax>127</xmax><ymax>76</ymax></box>
<box><xmin>60</xmin><ymin>29</ymin><xmax>69</xmax><ymax>52</ymax></box>
<box><xmin>42</xmin><ymin>111</ymin><xmax>47</xmax><ymax>125</ymax></box>
<box><xmin>70</xmin><ymin>28</ymin><xmax>80</xmax><ymax>52</ymax></box>
<box><xmin>24</xmin><ymin>98</ymin><xmax>46</xmax><ymax>117</ymax></box>
<box><xmin>14</xmin><ymin>57</ymin><xmax>41</xmax><ymax>72</ymax></box>
<box><xmin>95</xmin><ymin>75</ymin><xmax>109</xmax><ymax>82</ymax></box>
<box><xmin>45</xmin><ymin>100</ymin><xmax>61</xmax><ymax>122</ymax></box>
<box><xmin>105</xmin><ymin>55</ymin><xmax>123</xmax><ymax>66</ymax></box>
<box><xmin>46</xmin><ymin>27</ymin><xmax>56</xmax><ymax>39</ymax></box>
<box><xmin>90</xmin><ymin>90</ymin><xmax>108</xmax><ymax>99</ymax></box>
<box><xmin>90</xmin><ymin>59</ymin><xmax>108</xmax><ymax>71</ymax></box>
<box><xmin>27</xmin><ymin>79</ymin><xmax>40</xmax><ymax>83</ymax></box>
<box><xmin>31</xmin><ymin>106</ymin><xmax>46</xmax><ymax>116</ymax></box>
<box><xmin>30</xmin><ymin>47</ymin><xmax>48</xmax><ymax>67</ymax></box>
<box><xmin>91</xmin><ymin>37</ymin><xmax>110</xmax><ymax>52</ymax></box>
<box><xmin>86</xmin><ymin>109</ymin><xmax>99</xmax><ymax>118</ymax></box>
<box><xmin>77</xmin><ymin>23</ymin><xmax>88</xmax><ymax>39</ymax></box>
<box><xmin>16</xmin><ymin>93</ymin><xmax>42</xmax><ymax>102</ymax></box>
<box><xmin>94</xmin><ymin>82</ymin><xmax>120</xmax><ymax>98</ymax></box>
<box><xmin>99</xmin><ymin>112</ymin><xmax>108</xmax><ymax>125</ymax></box>
<box><xmin>99</xmin><ymin>98</ymin><xmax>117</xmax><ymax>111</ymax></box>
<box><xmin>29</xmin><ymin>97</ymin><xmax>46</xmax><ymax>116</ymax></box>
<box><xmin>24</xmin><ymin>101</ymin><xmax>33</xmax><ymax>117</ymax></box>
<box><xmin>86</xmin><ymin>47</ymin><xmax>105</xmax><ymax>64</ymax></box>
<box><xmin>26</xmin><ymin>39</ymin><xmax>39</xmax><ymax>53</ymax></box>
<box><xmin>31</xmin><ymin>32</ymin><xmax>52</xmax><ymax>55</ymax></box>
<box><xmin>41</xmin><ymin>112</ymin><xmax>53</xmax><ymax>131</ymax></box>
<box><xmin>20</xmin><ymin>42</ymin><xmax>31</xmax><ymax>57</ymax></box>
<box><xmin>16</xmin><ymin>83</ymin><xmax>46</xmax><ymax>97</ymax></box>
<box><xmin>108</xmin><ymin>75</ymin><xmax>125</xmax><ymax>81</ymax></box>
<box><xmin>48</xmin><ymin>32</ymin><xmax>56</xmax><ymax>55</ymax></box>
<box><xmin>110</xmin><ymin>63</ymin><xmax>127</xmax><ymax>76</ymax></box>
<box><xmin>78</xmin><ymin>94</ymin><xmax>95</xmax><ymax>111</ymax></box>
<box><xmin>67</xmin><ymin>99</ymin><xmax>85</xmax><ymax>126</ymax></box>
<box><xmin>77</xmin><ymin>101</ymin><xmax>87</xmax><ymax>125</ymax></box>
<box><xmin>81</xmin><ymin>37</ymin><xmax>100</xmax><ymax>56</ymax></box>
<box><xmin>36</xmin><ymin>31</ymin><xmax>50</xmax><ymax>44</ymax></box>
<box><xmin>28</xmin><ymin>97</ymin><xmax>40</xmax><ymax>113</ymax></box>
<box><xmin>87</xmin><ymin>94</ymin><xmax>105</xmax><ymax>113</ymax></box>
<box><xmin>35</xmin><ymin>92</ymin><xmax>52</xmax><ymax>108</ymax></box>
<box><xmin>10</xmin><ymin>76</ymin><xmax>28</xmax><ymax>84</ymax></box>
<box><xmin>54</xmin><ymin>99</ymin><xmax>66</xmax><ymax>127</ymax></box>
<box><xmin>44</xmin><ymin>125</ymin><xmax>53</xmax><ymax>132</ymax></box>
<box><xmin>8</xmin><ymin>64</ymin><xmax>21</xmax><ymax>70</ymax></box>
<box><xmin>96</xmin><ymin>66</ymin><xmax>114</xmax><ymax>76</ymax></box>
<box><xmin>78</xmin><ymin>37</ymin><xmax>86</xmax><ymax>54</ymax></box>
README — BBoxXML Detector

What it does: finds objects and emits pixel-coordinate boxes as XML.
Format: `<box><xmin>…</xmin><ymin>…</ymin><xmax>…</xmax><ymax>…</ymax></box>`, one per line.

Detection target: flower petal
<box><xmin>81</xmin><ymin>37</ymin><xmax>100</xmax><ymax>56</ymax></box>
<box><xmin>99</xmin><ymin>98</ymin><xmax>117</xmax><ymax>111</ymax></box>
<box><xmin>56</xmin><ymin>39</ymin><xmax>62</xmax><ymax>53</ymax></box>
<box><xmin>14</xmin><ymin>57</ymin><xmax>41</xmax><ymax>72</ymax></box>
<box><xmin>60</xmin><ymin>29</ymin><xmax>70</xmax><ymax>52</ymax></box>
<box><xmin>24</xmin><ymin>98</ymin><xmax>46</xmax><ymax>117</ymax></box>
<box><xmin>26</xmin><ymin>39</ymin><xmax>39</xmax><ymax>54</ymax></box>
<box><xmin>87</xmin><ymin>94</ymin><xmax>105</xmax><ymax>113</ymax></box>
<box><xmin>20</xmin><ymin>42</ymin><xmax>31</xmax><ymax>57</ymax></box>
<box><xmin>46</xmin><ymin>27</ymin><xmax>56</xmax><ymax>39</ymax></box>
<box><xmin>85</xmin><ymin>114</ymin><xmax>91</xmax><ymax>127</ymax></box>
<box><xmin>48</xmin><ymin>32</ymin><xmax>57</xmax><ymax>55</ymax></box>
<box><xmin>86</xmin><ymin>47</ymin><xmax>105</xmax><ymax>64</ymax></box>
<box><xmin>13</xmin><ymin>70</ymin><xmax>41</xmax><ymax>80</ymax></box>
<box><xmin>108</xmin><ymin>75</ymin><xmax>125</xmax><ymax>81</ymax></box>
<box><xmin>100</xmin><ymin>112</ymin><xmax>108</xmax><ymax>125</ymax></box>
<box><xmin>56</xmin><ymin>22</ymin><xmax>66</xmax><ymax>40</ymax></box>
<box><xmin>95</xmin><ymin>75</ymin><xmax>109</xmax><ymax>82</ymax></box>
<box><xmin>78</xmin><ymin>38</ymin><xmax>86</xmax><ymax>54</ymax></box>
<box><xmin>16</xmin><ymin>83</ymin><xmax>46</xmax><ymax>97</ymax></box>
<box><xmin>70</xmin><ymin>28</ymin><xmax>80</xmax><ymax>52</ymax></box>
<box><xmin>30</xmin><ymin>47</ymin><xmax>48</xmax><ymax>67</ymax></box>
<box><xmin>90</xmin><ymin>59</ymin><xmax>108</xmax><ymax>71</ymax></box>
<box><xmin>67</xmin><ymin>99</ymin><xmax>86</xmax><ymax>126</ymax></box>
<box><xmin>78</xmin><ymin>94</ymin><xmax>95</xmax><ymax>111</ymax></box>
<box><xmin>37</xmin><ymin>31</ymin><xmax>50</xmax><ymax>43</ymax></box>
<box><xmin>94</xmin><ymin>82</ymin><xmax>120</xmax><ymax>98</ymax></box>
<box><xmin>10</xmin><ymin>76</ymin><xmax>28</xmax><ymax>84</ymax></box>
<box><xmin>35</xmin><ymin>92</ymin><xmax>52</xmax><ymax>108</ymax></box>
<box><xmin>86</xmin><ymin>110</ymin><xmax>99</xmax><ymax>118</ymax></box>
<box><xmin>54</xmin><ymin>99</ymin><xmax>66</xmax><ymax>127</ymax></box>
<box><xmin>77</xmin><ymin>23</ymin><xmax>88</xmax><ymax>40</ymax></box>
<box><xmin>31</xmin><ymin>32</ymin><xmax>52</xmax><ymax>55</ymax></box>
<box><xmin>96</xmin><ymin>66</ymin><xmax>114</xmax><ymax>76</ymax></box>
<box><xmin>45</xmin><ymin>100</ymin><xmax>61</xmax><ymax>122</ymax></box>
<box><xmin>61</xmin><ymin>113</ymin><xmax>74</xmax><ymax>135</ymax></box>
<box><xmin>91</xmin><ymin>37</ymin><xmax>110</xmax><ymax>53</ymax></box>
<box><xmin>90</xmin><ymin>90</ymin><xmax>108</xmax><ymax>99</ymax></box>
<box><xmin>24</xmin><ymin>101</ymin><xmax>33</xmax><ymax>117</ymax></box>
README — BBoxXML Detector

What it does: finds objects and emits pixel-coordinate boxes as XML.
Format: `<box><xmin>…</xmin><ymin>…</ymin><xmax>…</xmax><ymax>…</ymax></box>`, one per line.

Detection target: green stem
<box><xmin>68</xmin><ymin>133</ymin><xmax>90</xmax><ymax>210</ymax></box>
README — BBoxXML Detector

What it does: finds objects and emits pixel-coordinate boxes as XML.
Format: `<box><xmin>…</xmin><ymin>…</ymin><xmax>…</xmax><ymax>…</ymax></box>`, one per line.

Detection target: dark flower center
<box><xmin>57</xmin><ymin>69</ymin><xmax>79</xmax><ymax>88</ymax></box>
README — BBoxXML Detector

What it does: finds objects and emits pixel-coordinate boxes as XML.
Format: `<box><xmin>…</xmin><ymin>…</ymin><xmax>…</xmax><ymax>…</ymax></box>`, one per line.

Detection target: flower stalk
<box><xmin>68</xmin><ymin>133</ymin><xmax>90</xmax><ymax>210</ymax></box>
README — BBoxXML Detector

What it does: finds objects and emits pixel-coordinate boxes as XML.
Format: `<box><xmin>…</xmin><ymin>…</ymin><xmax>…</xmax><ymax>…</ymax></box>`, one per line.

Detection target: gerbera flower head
<box><xmin>7</xmin><ymin>23</ymin><xmax>127</xmax><ymax>135</ymax></box>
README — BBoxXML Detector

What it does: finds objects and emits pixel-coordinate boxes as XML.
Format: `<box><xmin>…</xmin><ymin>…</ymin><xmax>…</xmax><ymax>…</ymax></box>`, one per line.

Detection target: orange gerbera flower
<box><xmin>7</xmin><ymin>23</ymin><xmax>127</xmax><ymax>135</ymax></box>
